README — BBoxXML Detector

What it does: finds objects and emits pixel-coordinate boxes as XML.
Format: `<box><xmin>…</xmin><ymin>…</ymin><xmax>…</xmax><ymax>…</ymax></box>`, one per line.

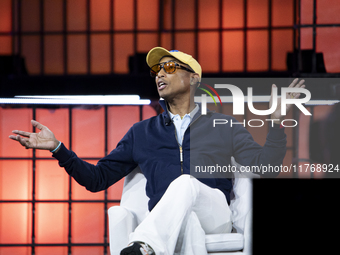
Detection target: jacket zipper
<box><xmin>173</xmin><ymin>114</ymin><xmax>203</xmax><ymax>174</ymax></box>
<box><xmin>173</xmin><ymin>126</ymin><xmax>183</xmax><ymax>174</ymax></box>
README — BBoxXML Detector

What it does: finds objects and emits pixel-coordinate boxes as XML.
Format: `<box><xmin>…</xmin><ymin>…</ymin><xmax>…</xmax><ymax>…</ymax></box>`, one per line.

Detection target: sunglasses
<box><xmin>150</xmin><ymin>60</ymin><xmax>195</xmax><ymax>77</ymax></box>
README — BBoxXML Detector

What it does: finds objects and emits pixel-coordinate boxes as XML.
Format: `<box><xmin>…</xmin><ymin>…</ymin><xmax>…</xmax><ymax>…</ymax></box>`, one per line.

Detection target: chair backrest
<box><xmin>120</xmin><ymin>166</ymin><xmax>149</xmax><ymax>224</ymax></box>
<box><xmin>120</xmin><ymin>158</ymin><xmax>259</xmax><ymax>232</ymax></box>
<box><xmin>229</xmin><ymin>157</ymin><xmax>259</xmax><ymax>234</ymax></box>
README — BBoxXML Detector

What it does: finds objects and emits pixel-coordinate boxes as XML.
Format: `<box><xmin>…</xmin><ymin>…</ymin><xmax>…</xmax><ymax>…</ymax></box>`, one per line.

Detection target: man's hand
<box><xmin>9</xmin><ymin>120</ymin><xmax>59</xmax><ymax>151</ymax></box>
<box><xmin>269</xmin><ymin>78</ymin><xmax>306</xmax><ymax>124</ymax></box>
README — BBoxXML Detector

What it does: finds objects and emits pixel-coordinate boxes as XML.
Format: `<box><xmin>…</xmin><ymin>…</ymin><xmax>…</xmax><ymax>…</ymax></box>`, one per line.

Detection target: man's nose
<box><xmin>157</xmin><ymin>67</ymin><xmax>166</xmax><ymax>77</ymax></box>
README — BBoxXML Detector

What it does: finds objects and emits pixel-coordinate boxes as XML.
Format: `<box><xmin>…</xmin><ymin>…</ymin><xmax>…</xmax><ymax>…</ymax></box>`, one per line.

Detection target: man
<box><xmin>9</xmin><ymin>47</ymin><xmax>305</xmax><ymax>255</ymax></box>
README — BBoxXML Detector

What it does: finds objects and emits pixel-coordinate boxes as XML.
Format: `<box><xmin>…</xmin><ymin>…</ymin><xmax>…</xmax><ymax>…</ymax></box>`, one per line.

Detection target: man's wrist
<box><xmin>50</xmin><ymin>141</ymin><xmax>61</xmax><ymax>153</ymax></box>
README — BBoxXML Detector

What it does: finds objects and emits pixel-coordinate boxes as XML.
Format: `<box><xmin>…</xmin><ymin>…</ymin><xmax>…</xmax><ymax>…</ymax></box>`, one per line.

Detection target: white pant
<box><xmin>129</xmin><ymin>175</ymin><xmax>232</xmax><ymax>255</ymax></box>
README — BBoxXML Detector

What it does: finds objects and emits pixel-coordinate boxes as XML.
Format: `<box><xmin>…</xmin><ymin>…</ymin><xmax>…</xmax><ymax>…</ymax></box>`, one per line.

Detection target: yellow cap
<box><xmin>146</xmin><ymin>47</ymin><xmax>202</xmax><ymax>78</ymax></box>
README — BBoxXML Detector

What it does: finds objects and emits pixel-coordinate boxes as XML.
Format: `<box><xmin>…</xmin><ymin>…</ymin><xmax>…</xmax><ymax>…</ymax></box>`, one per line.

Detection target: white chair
<box><xmin>108</xmin><ymin>157</ymin><xmax>258</xmax><ymax>255</ymax></box>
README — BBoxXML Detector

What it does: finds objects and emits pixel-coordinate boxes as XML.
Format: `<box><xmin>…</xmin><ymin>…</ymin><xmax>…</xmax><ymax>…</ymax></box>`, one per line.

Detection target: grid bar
<box><xmin>268</xmin><ymin>0</ymin><xmax>272</xmax><ymax>71</ymax></box>
<box><xmin>0</xmin><ymin>25</ymin><xmax>304</xmax><ymax>36</ymax></box>
<box><xmin>68</xmin><ymin>106</ymin><xmax>72</xmax><ymax>255</ymax></box>
<box><xmin>104</xmin><ymin>105</ymin><xmax>109</xmax><ymax>255</ymax></box>
<box><xmin>312</xmin><ymin>0</ymin><xmax>317</xmax><ymax>73</ymax></box>
<box><xmin>32</xmin><ymin>107</ymin><xmax>36</xmax><ymax>255</ymax></box>
<box><xmin>243</xmin><ymin>0</ymin><xmax>248</xmax><ymax>72</ymax></box>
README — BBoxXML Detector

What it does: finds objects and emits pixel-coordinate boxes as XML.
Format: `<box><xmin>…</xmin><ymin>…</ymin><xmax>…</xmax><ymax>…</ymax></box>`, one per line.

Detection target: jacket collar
<box><xmin>159</xmin><ymin>99</ymin><xmax>211</xmax><ymax>126</ymax></box>
<box><xmin>159</xmin><ymin>99</ymin><xmax>172</xmax><ymax>126</ymax></box>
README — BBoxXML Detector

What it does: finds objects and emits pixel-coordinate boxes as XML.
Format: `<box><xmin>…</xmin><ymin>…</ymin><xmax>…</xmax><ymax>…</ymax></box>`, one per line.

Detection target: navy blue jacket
<box><xmin>53</xmin><ymin>100</ymin><xmax>287</xmax><ymax>211</ymax></box>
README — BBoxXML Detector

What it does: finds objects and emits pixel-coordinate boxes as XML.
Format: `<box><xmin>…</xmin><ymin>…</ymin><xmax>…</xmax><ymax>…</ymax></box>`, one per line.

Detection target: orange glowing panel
<box><xmin>198</xmin><ymin>0</ymin><xmax>219</xmax><ymax>29</ymax></box>
<box><xmin>67</xmin><ymin>0</ymin><xmax>86</xmax><ymax>31</ymax></box>
<box><xmin>21</xmin><ymin>0</ymin><xmax>40</xmax><ymax>32</ymax></box>
<box><xmin>300</xmin><ymin>0</ymin><xmax>313</xmax><ymax>25</ymax></box>
<box><xmin>107</xmin><ymin>106</ymin><xmax>139</xmax><ymax>151</ymax></box>
<box><xmin>90</xmin><ymin>0</ymin><xmax>110</xmax><ymax>30</ymax></box>
<box><xmin>300</xmin><ymin>28</ymin><xmax>313</xmax><ymax>49</ymax></box>
<box><xmin>72</xmin><ymin>107</ymin><xmax>105</xmax><ymax>158</ymax></box>
<box><xmin>317</xmin><ymin>28</ymin><xmax>340</xmax><ymax>73</ymax></box>
<box><xmin>35</xmin><ymin>161</ymin><xmax>68</xmax><ymax>200</ymax></box>
<box><xmin>72</xmin><ymin>160</ymin><xmax>105</xmax><ymax>200</ymax></box>
<box><xmin>142</xmin><ymin>105</ymin><xmax>157</xmax><ymax>120</ymax></box>
<box><xmin>91</xmin><ymin>34</ymin><xmax>110</xmax><ymax>74</ymax></box>
<box><xmin>162</xmin><ymin>0</ymin><xmax>173</xmax><ymax>30</ymax></box>
<box><xmin>35</xmin><ymin>247</ymin><xmax>68</xmax><ymax>255</ymax></box>
<box><xmin>35</xmin><ymin>108</ymin><xmax>69</xmax><ymax>158</ymax></box>
<box><xmin>0</xmin><ymin>0</ymin><xmax>11</xmax><ymax>32</ymax></box>
<box><xmin>137</xmin><ymin>0</ymin><xmax>158</xmax><ymax>30</ymax></box>
<box><xmin>137</xmin><ymin>34</ymin><xmax>158</xmax><ymax>53</ymax></box>
<box><xmin>222</xmin><ymin>0</ymin><xmax>244</xmax><ymax>28</ymax></box>
<box><xmin>272</xmin><ymin>0</ymin><xmax>294</xmax><ymax>27</ymax></box>
<box><xmin>175</xmin><ymin>0</ymin><xmax>195</xmax><ymax>29</ymax></box>
<box><xmin>247</xmin><ymin>0</ymin><xmax>268</xmax><ymax>27</ymax></box>
<box><xmin>0</xmin><ymin>248</ymin><xmax>31</xmax><ymax>255</ymax></box>
<box><xmin>0</xmin><ymin>203</ymin><xmax>32</xmax><ymax>243</ymax></box>
<box><xmin>72</xmin><ymin>247</ymin><xmax>104</xmax><ymax>255</ymax></box>
<box><xmin>114</xmin><ymin>0</ymin><xmax>134</xmax><ymax>30</ymax></box>
<box><xmin>198</xmin><ymin>32</ymin><xmax>219</xmax><ymax>73</ymax></box>
<box><xmin>44</xmin><ymin>0</ymin><xmax>63</xmax><ymax>31</ymax></box>
<box><xmin>44</xmin><ymin>35</ymin><xmax>64</xmax><ymax>74</ymax></box>
<box><xmin>0</xmin><ymin>161</ymin><xmax>32</xmax><ymax>200</ymax></box>
<box><xmin>317</xmin><ymin>0</ymin><xmax>340</xmax><ymax>24</ymax></box>
<box><xmin>22</xmin><ymin>35</ymin><xmax>41</xmax><ymax>74</ymax></box>
<box><xmin>72</xmin><ymin>203</ymin><xmax>104</xmax><ymax>243</ymax></box>
<box><xmin>67</xmin><ymin>35</ymin><xmax>87</xmax><ymax>74</ymax></box>
<box><xmin>107</xmin><ymin>178</ymin><xmax>124</xmax><ymax>200</ymax></box>
<box><xmin>160</xmin><ymin>32</ymin><xmax>172</xmax><ymax>50</ymax></box>
<box><xmin>35</xmin><ymin>203</ymin><xmax>68</xmax><ymax>243</ymax></box>
<box><xmin>272</xmin><ymin>30</ymin><xmax>293</xmax><ymax>71</ymax></box>
<box><xmin>175</xmin><ymin>33</ymin><xmax>195</xmax><ymax>56</ymax></box>
<box><xmin>0</xmin><ymin>108</ymin><xmax>33</xmax><ymax>157</ymax></box>
<box><xmin>222</xmin><ymin>31</ymin><xmax>244</xmax><ymax>72</ymax></box>
<box><xmin>114</xmin><ymin>34</ymin><xmax>134</xmax><ymax>73</ymax></box>
<box><xmin>0</xmin><ymin>36</ymin><xmax>12</xmax><ymax>54</ymax></box>
<box><xmin>247</xmin><ymin>31</ymin><xmax>268</xmax><ymax>71</ymax></box>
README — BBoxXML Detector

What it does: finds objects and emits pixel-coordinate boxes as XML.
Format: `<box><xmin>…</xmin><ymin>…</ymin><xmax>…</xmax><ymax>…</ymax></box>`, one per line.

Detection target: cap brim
<box><xmin>146</xmin><ymin>47</ymin><xmax>173</xmax><ymax>68</ymax></box>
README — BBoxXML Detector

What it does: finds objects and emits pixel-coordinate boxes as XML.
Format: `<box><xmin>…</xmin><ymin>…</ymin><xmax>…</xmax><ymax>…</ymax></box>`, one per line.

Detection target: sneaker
<box><xmin>120</xmin><ymin>242</ymin><xmax>155</xmax><ymax>255</ymax></box>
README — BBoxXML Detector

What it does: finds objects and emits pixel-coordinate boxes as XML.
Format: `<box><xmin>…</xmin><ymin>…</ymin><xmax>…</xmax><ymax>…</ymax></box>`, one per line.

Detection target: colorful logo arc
<box><xmin>199</xmin><ymin>83</ymin><xmax>222</xmax><ymax>106</ymax></box>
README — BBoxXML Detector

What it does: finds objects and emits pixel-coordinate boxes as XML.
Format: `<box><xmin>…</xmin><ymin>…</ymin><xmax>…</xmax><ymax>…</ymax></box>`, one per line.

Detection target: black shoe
<box><xmin>120</xmin><ymin>242</ymin><xmax>154</xmax><ymax>255</ymax></box>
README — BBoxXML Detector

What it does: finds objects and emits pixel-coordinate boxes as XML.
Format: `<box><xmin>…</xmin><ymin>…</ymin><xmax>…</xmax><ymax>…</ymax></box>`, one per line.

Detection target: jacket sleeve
<box><xmin>52</xmin><ymin>127</ymin><xmax>138</xmax><ymax>192</ymax></box>
<box><xmin>232</xmin><ymin>120</ymin><xmax>287</xmax><ymax>177</ymax></box>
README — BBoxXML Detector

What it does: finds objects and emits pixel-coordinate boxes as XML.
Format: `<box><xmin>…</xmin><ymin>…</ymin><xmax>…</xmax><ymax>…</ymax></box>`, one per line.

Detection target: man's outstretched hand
<box><xmin>269</xmin><ymin>78</ymin><xmax>306</xmax><ymax>124</ymax></box>
<box><xmin>9</xmin><ymin>120</ymin><xmax>59</xmax><ymax>151</ymax></box>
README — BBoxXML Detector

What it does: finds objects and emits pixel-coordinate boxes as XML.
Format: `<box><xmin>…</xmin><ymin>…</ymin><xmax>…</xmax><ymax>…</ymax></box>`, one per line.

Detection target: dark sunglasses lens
<box><xmin>150</xmin><ymin>70</ymin><xmax>157</xmax><ymax>77</ymax></box>
<box><xmin>164</xmin><ymin>62</ymin><xmax>176</xmax><ymax>73</ymax></box>
<box><xmin>150</xmin><ymin>64</ymin><xmax>161</xmax><ymax>77</ymax></box>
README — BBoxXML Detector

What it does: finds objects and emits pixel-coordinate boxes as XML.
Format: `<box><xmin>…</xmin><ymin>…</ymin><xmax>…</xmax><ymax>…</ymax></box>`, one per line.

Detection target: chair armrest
<box><xmin>108</xmin><ymin>206</ymin><xmax>138</xmax><ymax>255</ymax></box>
<box><xmin>242</xmin><ymin>209</ymin><xmax>252</xmax><ymax>255</ymax></box>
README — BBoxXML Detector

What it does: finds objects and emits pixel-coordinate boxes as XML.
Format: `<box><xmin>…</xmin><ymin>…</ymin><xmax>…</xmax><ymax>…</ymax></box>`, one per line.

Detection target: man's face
<box><xmin>155</xmin><ymin>56</ymin><xmax>192</xmax><ymax>101</ymax></box>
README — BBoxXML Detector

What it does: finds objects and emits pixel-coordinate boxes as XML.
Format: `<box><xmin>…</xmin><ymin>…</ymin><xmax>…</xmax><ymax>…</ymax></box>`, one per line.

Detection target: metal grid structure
<box><xmin>0</xmin><ymin>0</ymin><xmax>318</xmax><ymax>75</ymax></box>
<box><xmin>0</xmin><ymin>0</ymin><xmax>339</xmax><ymax>76</ymax></box>
<box><xmin>0</xmin><ymin>105</ymin><xmax>146</xmax><ymax>254</ymax></box>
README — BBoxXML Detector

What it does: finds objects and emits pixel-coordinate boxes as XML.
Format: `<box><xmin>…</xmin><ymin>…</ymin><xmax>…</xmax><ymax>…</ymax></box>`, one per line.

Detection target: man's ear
<box><xmin>190</xmin><ymin>73</ymin><xmax>200</xmax><ymax>87</ymax></box>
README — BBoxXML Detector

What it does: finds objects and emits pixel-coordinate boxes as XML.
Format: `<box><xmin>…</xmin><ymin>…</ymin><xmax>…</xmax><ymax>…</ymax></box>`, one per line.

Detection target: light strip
<box><xmin>0</xmin><ymin>95</ymin><xmax>151</xmax><ymax>105</ymax></box>
<box><xmin>15</xmin><ymin>95</ymin><xmax>140</xmax><ymax>100</ymax></box>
